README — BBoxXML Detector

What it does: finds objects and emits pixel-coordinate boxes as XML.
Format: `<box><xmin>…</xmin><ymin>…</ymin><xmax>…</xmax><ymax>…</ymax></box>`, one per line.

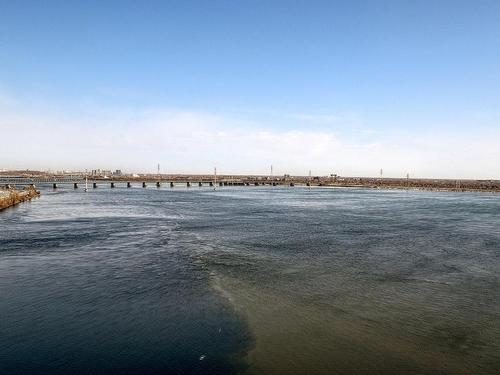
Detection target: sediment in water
<box><xmin>211</xmin><ymin>273</ymin><xmax>496</xmax><ymax>375</ymax></box>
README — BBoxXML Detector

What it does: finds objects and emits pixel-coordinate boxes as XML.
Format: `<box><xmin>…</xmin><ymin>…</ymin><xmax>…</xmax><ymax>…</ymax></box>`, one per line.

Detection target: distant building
<box><xmin>114</xmin><ymin>170</ymin><xmax>122</xmax><ymax>176</ymax></box>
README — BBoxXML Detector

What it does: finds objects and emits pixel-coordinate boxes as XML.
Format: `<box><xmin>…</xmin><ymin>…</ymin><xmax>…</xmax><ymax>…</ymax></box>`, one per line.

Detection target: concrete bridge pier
<box><xmin>111</xmin><ymin>182</ymin><xmax>115</xmax><ymax>188</ymax></box>
<box><xmin>73</xmin><ymin>182</ymin><xmax>78</xmax><ymax>189</ymax></box>
<box><xmin>127</xmin><ymin>182</ymin><xmax>131</xmax><ymax>188</ymax></box>
<box><xmin>142</xmin><ymin>182</ymin><xmax>147</xmax><ymax>188</ymax></box>
<box><xmin>156</xmin><ymin>181</ymin><xmax>161</xmax><ymax>188</ymax></box>
<box><xmin>170</xmin><ymin>182</ymin><xmax>174</xmax><ymax>188</ymax></box>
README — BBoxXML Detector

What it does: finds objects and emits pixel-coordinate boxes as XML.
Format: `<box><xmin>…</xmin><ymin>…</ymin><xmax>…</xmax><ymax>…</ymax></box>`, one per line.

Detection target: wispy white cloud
<box><xmin>0</xmin><ymin>98</ymin><xmax>499</xmax><ymax>179</ymax></box>
<box><xmin>224</xmin><ymin>107</ymin><xmax>363</xmax><ymax>128</ymax></box>
<box><xmin>289</xmin><ymin>112</ymin><xmax>358</xmax><ymax>125</ymax></box>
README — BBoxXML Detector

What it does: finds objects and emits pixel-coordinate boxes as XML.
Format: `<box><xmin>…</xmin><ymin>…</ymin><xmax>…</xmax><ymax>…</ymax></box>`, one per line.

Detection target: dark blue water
<box><xmin>1</xmin><ymin>185</ymin><xmax>499</xmax><ymax>374</ymax></box>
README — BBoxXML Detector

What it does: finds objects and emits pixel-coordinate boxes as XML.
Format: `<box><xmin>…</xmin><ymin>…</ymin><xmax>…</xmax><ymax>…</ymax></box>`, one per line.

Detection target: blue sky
<box><xmin>1</xmin><ymin>0</ymin><xmax>499</xmax><ymax>177</ymax></box>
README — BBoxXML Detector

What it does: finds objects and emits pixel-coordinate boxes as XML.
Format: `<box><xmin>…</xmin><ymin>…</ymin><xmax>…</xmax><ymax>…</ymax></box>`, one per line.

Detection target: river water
<box><xmin>1</xmin><ymin>185</ymin><xmax>499</xmax><ymax>374</ymax></box>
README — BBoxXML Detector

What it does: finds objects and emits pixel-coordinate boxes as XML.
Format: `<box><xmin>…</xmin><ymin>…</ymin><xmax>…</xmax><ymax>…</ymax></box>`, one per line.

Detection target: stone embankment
<box><xmin>0</xmin><ymin>185</ymin><xmax>40</xmax><ymax>210</ymax></box>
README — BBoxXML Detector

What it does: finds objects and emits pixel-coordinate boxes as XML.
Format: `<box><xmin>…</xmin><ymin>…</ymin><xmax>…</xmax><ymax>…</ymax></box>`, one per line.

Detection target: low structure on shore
<box><xmin>0</xmin><ymin>185</ymin><xmax>40</xmax><ymax>211</ymax></box>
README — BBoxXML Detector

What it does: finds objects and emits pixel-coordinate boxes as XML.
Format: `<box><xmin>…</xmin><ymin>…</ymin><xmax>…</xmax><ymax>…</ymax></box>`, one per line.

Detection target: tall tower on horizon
<box><xmin>214</xmin><ymin>167</ymin><xmax>217</xmax><ymax>190</ymax></box>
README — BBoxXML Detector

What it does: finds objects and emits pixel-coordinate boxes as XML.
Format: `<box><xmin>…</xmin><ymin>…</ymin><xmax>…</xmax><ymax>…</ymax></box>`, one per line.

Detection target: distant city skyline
<box><xmin>1</xmin><ymin>1</ymin><xmax>499</xmax><ymax>179</ymax></box>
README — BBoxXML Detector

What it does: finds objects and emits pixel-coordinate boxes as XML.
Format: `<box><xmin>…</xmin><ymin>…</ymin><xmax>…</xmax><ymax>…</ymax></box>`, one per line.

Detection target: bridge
<box><xmin>0</xmin><ymin>175</ymin><xmax>298</xmax><ymax>189</ymax></box>
<box><xmin>3</xmin><ymin>174</ymin><xmax>497</xmax><ymax>192</ymax></box>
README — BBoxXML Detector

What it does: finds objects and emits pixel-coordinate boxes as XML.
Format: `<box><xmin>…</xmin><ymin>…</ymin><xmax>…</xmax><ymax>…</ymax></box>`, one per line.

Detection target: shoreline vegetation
<box><xmin>0</xmin><ymin>185</ymin><xmax>40</xmax><ymax>211</ymax></box>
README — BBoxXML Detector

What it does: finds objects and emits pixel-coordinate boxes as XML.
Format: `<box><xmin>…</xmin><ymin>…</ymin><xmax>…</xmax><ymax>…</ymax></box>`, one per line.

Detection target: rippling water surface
<box><xmin>1</xmin><ymin>185</ymin><xmax>499</xmax><ymax>374</ymax></box>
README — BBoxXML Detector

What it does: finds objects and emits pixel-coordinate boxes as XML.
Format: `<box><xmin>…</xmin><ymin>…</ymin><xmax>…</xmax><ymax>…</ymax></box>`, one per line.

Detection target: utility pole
<box><xmin>214</xmin><ymin>167</ymin><xmax>217</xmax><ymax>191</ymax></box>
<box><xmin>380</xmin><ymin>168</ymin><xmax>383</xmax><ymax>178</ymax></box>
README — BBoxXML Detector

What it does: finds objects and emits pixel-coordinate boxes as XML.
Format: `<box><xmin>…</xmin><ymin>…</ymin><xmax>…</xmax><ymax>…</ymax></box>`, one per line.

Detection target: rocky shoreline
<box><xmin>0</xmin><ymin>186</ymin><xmax>40</xmax><ymax>211</ymax></box>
